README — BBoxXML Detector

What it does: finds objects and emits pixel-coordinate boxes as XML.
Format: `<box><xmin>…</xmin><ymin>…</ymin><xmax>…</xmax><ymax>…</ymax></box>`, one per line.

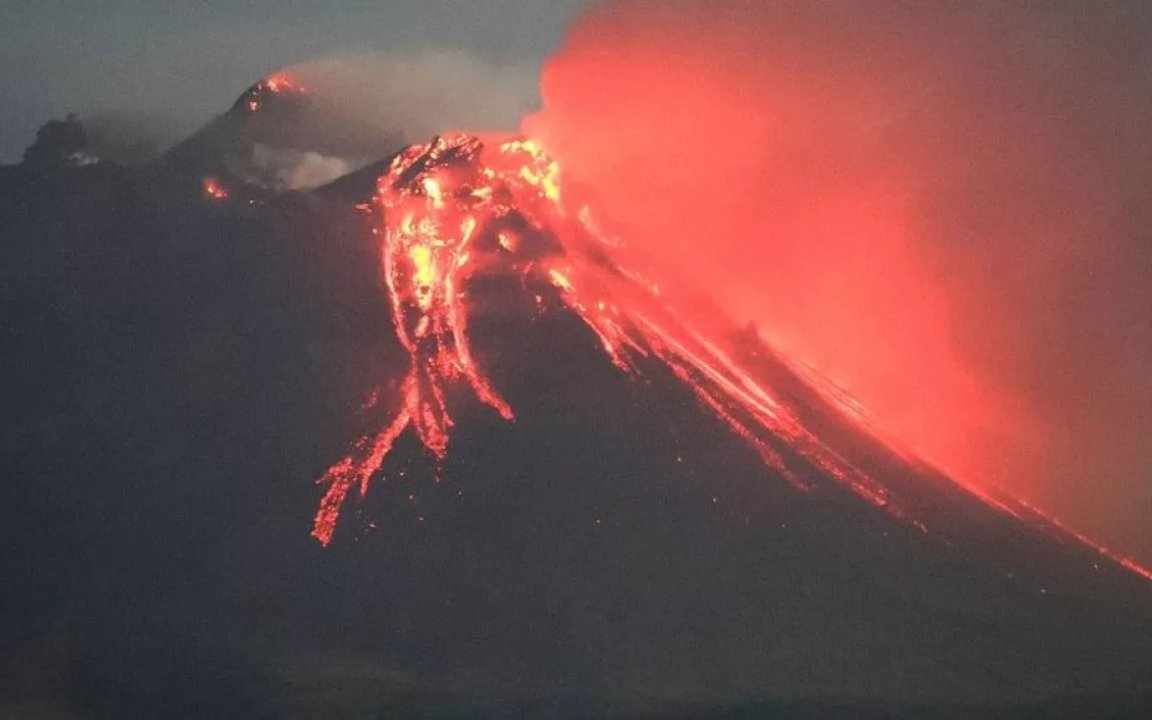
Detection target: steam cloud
<box><xmin>228</xmin><ymin>49</ymin><xmax>540</xmax><ymax>189</ymax></box>
<box><xmin>241</xmin><ymin>145</ymin><xmax>355</xmax><ymax>191</ymax></box>
<box><xmin>32</xmin><ymin>48</ymin><xmax>539</xmax><ymax>189</ymax></box>
<box><xmin>286</xmin><ymin>49</ymin><xmax>539</xmax><ymax>148</ymax></box>
<box><xmin>526</xmin><ymin>0</ymin><xmax>1152</xmax><ymax>562</ymax></box>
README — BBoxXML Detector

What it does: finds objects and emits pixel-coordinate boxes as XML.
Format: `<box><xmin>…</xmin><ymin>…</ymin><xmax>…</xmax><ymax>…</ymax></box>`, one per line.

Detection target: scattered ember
<box><xmin>1009</xmin><ymin>497</ymin><xmax>1152</xmax><ymax>583</ymax></box>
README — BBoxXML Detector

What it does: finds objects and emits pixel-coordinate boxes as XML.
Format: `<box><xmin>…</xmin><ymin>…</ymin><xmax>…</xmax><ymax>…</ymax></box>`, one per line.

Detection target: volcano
<box><xmin>301</xmin><ymin>132</ymin><xmax>1152</xmax><ymax>701</ymax></box>
<box><xmin>148</xmin><ymin>73</ymin><xmax>398</xmax><ymax>196</ymax></box>
<box><xmin>2</xmin><ymin>90</ymin><xmax>1152</xmax><ymax>719</ymax></box>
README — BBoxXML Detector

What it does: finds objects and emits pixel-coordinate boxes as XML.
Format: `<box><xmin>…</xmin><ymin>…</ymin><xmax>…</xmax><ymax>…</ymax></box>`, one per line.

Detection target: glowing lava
<box><xmin>244</xmin><ymin>73</ymin><xmax>305</xmax><ymax>113</ymax></box>
<box><xmin>310</xmin><ymin>134</ymin><xmax>1152</xmax><ymax>584</ymax></box>
<box><xmin>313</xmin><ymin>134</ymin><xmax>898</xmax><ymax>545</ymax></box>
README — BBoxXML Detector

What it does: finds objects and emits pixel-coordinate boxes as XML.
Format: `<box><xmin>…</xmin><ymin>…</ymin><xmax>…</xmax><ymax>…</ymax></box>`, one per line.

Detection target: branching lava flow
<box><xmin>312</xmin><ymin>134</ymin><xmax>900</xmax><ymax>545</ymax></box>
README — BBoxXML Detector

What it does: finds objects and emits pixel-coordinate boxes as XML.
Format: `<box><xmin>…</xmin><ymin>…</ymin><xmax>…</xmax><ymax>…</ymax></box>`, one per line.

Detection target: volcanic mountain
<box><xmin>2</xmin><ymin>85</ymin><xmax>1151</xmax><ymax>719</ymax></box>
<box><xmin>303</xmin><ymin>132</ymin><xmax>1152</xmax><ymax>701</ymax></box>
<box><xmin>148</xmin><ymin>74</ymin><xmax>399</xmax><ymax>195</ymax></box>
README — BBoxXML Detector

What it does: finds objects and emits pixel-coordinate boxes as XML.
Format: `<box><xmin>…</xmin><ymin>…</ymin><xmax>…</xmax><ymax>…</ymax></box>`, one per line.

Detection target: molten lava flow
<box><xmin>313</xmin><ymin>136</ymin><xmax>519</xmax><ymax>545</ymax></box>
<box><xmin>313</xmin><ymin>134</ymin><xmax>905</xmax><ymax>545</ymax></box>
<box><xmin>310</xmin><ymin>134</ymin><xmax>1152</xmax><ymax>583</ymax></box>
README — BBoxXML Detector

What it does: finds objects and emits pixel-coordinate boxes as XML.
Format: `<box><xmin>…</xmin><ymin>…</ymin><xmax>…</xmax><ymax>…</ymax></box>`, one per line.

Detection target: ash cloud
<box><xmin>527</xmin><ymin>0</ymin><xmax>1152</xmax><ymax>562</ymax></box>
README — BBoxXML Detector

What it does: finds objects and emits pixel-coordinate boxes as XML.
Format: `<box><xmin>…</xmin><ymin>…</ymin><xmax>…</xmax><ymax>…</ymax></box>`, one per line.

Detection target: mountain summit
<box><xmin>149</xmin><ymin>72</ymin><xmax>398</xmax><ymax>194</ymax></box>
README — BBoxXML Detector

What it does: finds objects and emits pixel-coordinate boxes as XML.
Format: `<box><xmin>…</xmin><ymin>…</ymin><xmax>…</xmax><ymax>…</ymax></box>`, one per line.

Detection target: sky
<box><xmin>0</xmin><ymin>0</ymin><xmax>588</xmax><ymax>162</ymax></box>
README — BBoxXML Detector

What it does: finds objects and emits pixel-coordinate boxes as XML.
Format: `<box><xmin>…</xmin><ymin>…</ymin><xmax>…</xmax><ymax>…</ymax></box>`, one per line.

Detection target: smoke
<box><xmin>202</xmin><ymin>48</ymin><xmax>541</xmax><ymax>190</ymax></box>
<box><xmin>23</xmin><ymin>48</ymin><xmax>539</xmax><ymax>189</ymax></box>
<box><xmin>286</xmin><ymin>49</ymin><xmax>539</xmax><ymax>149</ymax></box>
<box><xmin>240</xmin><ymin>144</ymin><xmax>355</xmax><ymax>191</ymax></box>
<box><xmin>525</xmin><ymin>0</ymin><xmax>1152</xmax><ymax>562</ymax></box>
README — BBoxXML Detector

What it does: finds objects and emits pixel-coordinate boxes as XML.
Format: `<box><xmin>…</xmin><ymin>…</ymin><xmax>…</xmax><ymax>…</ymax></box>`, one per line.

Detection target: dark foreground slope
<box><xmin>1</xmin><ymin>148</ymin><xmax>1151</xmax><ymax>720</ymax></box>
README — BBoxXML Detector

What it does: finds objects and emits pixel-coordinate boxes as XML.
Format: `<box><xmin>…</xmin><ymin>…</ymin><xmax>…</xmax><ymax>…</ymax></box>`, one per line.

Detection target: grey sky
<box><xmin>0</xmin><ymin>0</ymin><xmax>589</xmax><ymax>162</ymax></box>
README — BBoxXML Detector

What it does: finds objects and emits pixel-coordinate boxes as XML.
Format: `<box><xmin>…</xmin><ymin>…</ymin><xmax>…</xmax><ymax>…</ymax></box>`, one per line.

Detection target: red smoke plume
<box><xmin>525</xmin><ymin>0</ymin><xmax>1152</xmax><ymax>563</ymax></box>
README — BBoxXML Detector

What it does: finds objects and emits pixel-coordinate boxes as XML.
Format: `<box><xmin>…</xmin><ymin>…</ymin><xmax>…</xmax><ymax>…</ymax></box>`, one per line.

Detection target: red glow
<box><xmin>522</xmin><ymin>11</ymin><xmax>991</xmax><ymax>493</ymax></box>
<box><xmin>1121</xmin><ymin>558</ymin><xmax>1152</xmax><ymax>584</ymax></box>
<box><xmin>517</xmin><ymin>1</ymin><xmax>1152</xmax><ymax>572</ymax></box>
<box><xmin>202</xmin><ymin>177</ymin><xmax>228</xmax><ymax>200</ymax></box>
<box><xmin>262</xmin><ymin>74</ymin><xmax>302</xmax><ymax>94</ymax></box>
<box><xmin>246</xmin><ymin>73</ymin><xmax>305</xmax><ymax>113</ymax></box>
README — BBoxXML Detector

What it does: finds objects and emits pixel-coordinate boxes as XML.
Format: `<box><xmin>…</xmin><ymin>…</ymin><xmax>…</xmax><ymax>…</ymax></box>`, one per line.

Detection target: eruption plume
<box><xmin>523</xmin><ymin>0</ymin><xmax>1152</xmax><ymax>566</ymax></box>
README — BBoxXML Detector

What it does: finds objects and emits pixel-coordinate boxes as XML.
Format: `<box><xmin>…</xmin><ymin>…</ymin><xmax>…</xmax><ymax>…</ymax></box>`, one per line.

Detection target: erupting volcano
<box><xmin>309</xmin><ymin>133</ymin><xmax>1152</xmax><ymax>588</ymax></box>
<box><xmin>6</xmin><ymin>69</ymin><xmax>1152</xmax><ymax>715</ymax></box>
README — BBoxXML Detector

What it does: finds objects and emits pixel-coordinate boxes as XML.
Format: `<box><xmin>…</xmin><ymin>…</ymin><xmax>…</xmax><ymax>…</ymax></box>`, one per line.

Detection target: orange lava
<box><xmin>314</xmin><ymin>134</ymin><xmax>909</xmax><ymax>545</ymax></box>
<box><xmin>263</xmin><ymin>74</ymin><xmax>302</xmax><ymax>94</ymax></box>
